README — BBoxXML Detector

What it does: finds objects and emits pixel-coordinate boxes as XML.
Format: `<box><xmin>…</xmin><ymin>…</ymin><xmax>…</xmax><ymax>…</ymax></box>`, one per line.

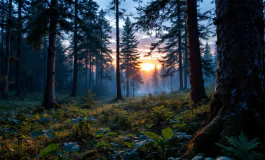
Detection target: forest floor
<box><xmin>0</xmin><ymin>88</ymin><xmax>262</xmax><ymax>160</ymax></box>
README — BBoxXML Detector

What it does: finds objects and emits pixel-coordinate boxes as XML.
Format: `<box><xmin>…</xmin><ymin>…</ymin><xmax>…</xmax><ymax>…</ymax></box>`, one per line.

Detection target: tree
<box><xmin>120</xmin><ymin>17</ymin><xmax>141</xmax><ymax>97</ymax></box>
<box><xmin>131</xmin><ymin>68</ymin><xmax>143</xmax><ymax>97</ymax></box>
<box><xmin>2</xmin><ymin>0</ymin><xmax>12</xmax><ymax>99</ymax></box>
<box><xmin>109</xmin><ymin>0</ymin><xmax>126</xmax><ymax>100</ymax></box>
<box><xmin>151</xmin><ymin>65</ymin><xmax>159</xmax><ymax>94</ymax></box>
<box><xmin>0</xmin><ymin>0</ymin><xmax>5</xmax><ymax>76</ymax></box>
<box><xmin>42</xmin><ymin>0</ymin><xmax>58</xmax><ymax>108</ymax></box>
<box><xmin>184</xmin><ymin>0</ymin><xmax>265</xmax><ymax>157</ymax></box>
<box><xmin>201</xmin><ymin>42</ymin><xmax>214</xmax><ymax>82</ymax></box>
<box><xmin>186</xmin><ymin>0</ymin><xmax>207</xmax><ymax>102</ymax></box>
<box><xmin>15</xmin><ymin>0</ymin><xmax>23</xmax><ymax>96</ymax></box>
<box><xmin>70</xmin><ymin>0</ymin><xmax>79</xmax><ymax>97</ymax></box>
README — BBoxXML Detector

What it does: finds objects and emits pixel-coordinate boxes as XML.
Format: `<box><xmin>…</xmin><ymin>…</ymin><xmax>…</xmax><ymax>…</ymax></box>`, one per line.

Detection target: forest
<box><xmin>0</xmin><ymin>0</ymin><xmax>264</xmax><ymax>159</ymax></box>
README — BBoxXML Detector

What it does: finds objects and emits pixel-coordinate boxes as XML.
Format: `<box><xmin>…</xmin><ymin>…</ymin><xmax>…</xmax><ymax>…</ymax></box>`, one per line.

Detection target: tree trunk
<box><xmin>126</xmin><ymin>67</ymin><xmax>129</xmax><ymax>97</ymax></box>
<box><xmin>184</xmin><ymin>0</ymin><xmax>265</xmax><ymax>157</ymax></box>
<box><xmin>89</xmin><ymin>52</ymin><xmax>92</xmax><ymax>90</ymax></box>
<box><xmin>2</xmin><ymin>0</ymin><xmax>12</xmax><ymax>99</ymax></box>
<box><xmin>1</xmin><ymin>0</ymin><xmax>4</xmax><ymax>76</ymax></box>
<box><xmin>184</xmin><ymin>20</ymin><xmax>188</xmax><ymax>89</ymax></box>
<box><xmin>177</xmin><ymin>3</ymin><xmax>183</xmax><ymax>90</ymax></box>
<box><xmin>42</xmin><ymin>0</ymin><xmax>58</xmax><ymax>109</ymax></box>
<box><xmin>186</xmin><ymin>0</ymin><xmax>207</xmax><ymax>102</ymax></box>
<box><xmin>85</xmin><ymin>54</ymin><xmax>88</xmax><ymax>91</ymax></box>
<box><xmin>43</xmin><ymin>37</ymin><xmax>47</xmax><ymax>89</ymax></box>
<box><xmin>70</xmin><ymin>0</ymin><xmax>78</xmax><ymax>97</ymax></box>
<box><xmin>16</xmin><ymin>0</ymin><xmax>22</xmax><ymax>96</ymax></box>
<box><xmin>115</xmin><ymin>0</ymin><xmax>123</xmax><ymax>100</ymax></box>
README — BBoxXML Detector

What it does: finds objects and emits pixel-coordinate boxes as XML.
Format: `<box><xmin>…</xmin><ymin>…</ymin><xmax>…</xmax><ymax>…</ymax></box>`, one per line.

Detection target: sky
<box><xmin>94</xmin><ymin>0</ymin><xmax>216</xmax><ymax>70</ymax></box>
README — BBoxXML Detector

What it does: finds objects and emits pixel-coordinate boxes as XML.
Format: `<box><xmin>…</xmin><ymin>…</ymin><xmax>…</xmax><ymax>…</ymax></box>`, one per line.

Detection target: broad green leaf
<box><xmin>162</xmin><ymin>127</ymin><xmax>174</xmax><ymax>139</ymax></box>
<box><xmin>141</xmin><ymin>131</ymin><xmax>162</xmax><ymax>141</ymax></box>
<box><xmin>38</xmin><ymin>143</ymin><xmax>59</xmax><ymax>158</ymax></box>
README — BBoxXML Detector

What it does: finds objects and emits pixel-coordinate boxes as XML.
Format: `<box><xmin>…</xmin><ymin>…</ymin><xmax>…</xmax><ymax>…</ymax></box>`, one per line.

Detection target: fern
<box><xmin>216</xmin><ymin>132</ymin><xmax>264</xmax><ymax>160</ymax></box>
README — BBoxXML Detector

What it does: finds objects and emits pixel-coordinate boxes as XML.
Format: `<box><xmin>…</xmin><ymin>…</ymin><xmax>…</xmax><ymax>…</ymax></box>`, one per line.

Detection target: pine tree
<box><xmin>120</xmin><ymin>17</ymin><xmax>141</xmax><ymax>97</ymax></box>
<box><xmin>186</xmin><ymin>0</ymin><xmax>207</xmax><ymax>102</ymax></box>
<box><xmin>109</xmin><ymin>0</ymin><xmax>126</xmax><ymax>100</ymax></box>
<box><xmin>201</xmin><ymin>42</ymin><xmax>214</xmax><ymax>81</ymax></box>
<box><xmin>131</xmin><ymin>68</ymin><xmax>143</xmax><ymax>97</ymax></box>
<box><xmin>15</xmin><ymin>0</ymin><xmax>23</xmax><ymax>96</ymax></box>
<box><xmin>70</xmin><ymin>0</ymin><xmax>79</xmax><ymax>97</ymax></box>
<box><xmin>136</xmin><ymin>0</ymin><xmax>211</xmax><ymax>102</ymax></box>
<box><xmin>150</xmin><ymin>65</ymin><xmax>159</xmax><ymax>94</ymax></box>
<box><xmin>2</xmin><ymin>0</ymin><xmax>12</xmax><ymax>99</ymax></box>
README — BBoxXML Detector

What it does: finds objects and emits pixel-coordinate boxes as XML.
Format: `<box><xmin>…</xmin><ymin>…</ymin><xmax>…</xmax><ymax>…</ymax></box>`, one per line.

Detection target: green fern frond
<box><xmin>216</xmin><ymin>131</ymin><xmax>263</xmax><ymax>160</ymax></box>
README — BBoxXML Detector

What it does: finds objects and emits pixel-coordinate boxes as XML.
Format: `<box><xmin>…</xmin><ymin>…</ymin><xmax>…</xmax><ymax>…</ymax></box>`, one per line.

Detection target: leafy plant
<box><xmin>141</xmin><ymin>127</ymin><xmax>174</xmax><ymax>160</ymax></box>
<box><xmin>36</xmin><ymin>143</ymin><xmax>60</xmax><ymax>159</ymax></box>
<box><xmin>216</xmin><ymin>132</ymin><xmax>264</xmax><ymax>160</ymax></box>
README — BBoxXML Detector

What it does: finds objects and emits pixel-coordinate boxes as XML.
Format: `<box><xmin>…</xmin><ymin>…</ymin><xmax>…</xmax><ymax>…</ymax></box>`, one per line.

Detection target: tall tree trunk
<box><xmin>85</xmin><ymin>54</ymin><xmax>88</xmax><ymax>91</ymax></box>
<box><xmin>2</xmin><ymin>0</ymin><xmax>12</xmax><ymax>99</ymax></box>
<box><xmin>184</xmin><ymin>20</ymin><xmax>188</xmax><ymax>89</ymax></box>
<box><xmin>126</xmin><ymin>67</ymin><xmax>129</xmax><ymax>97</ymax></box>
<box><xmin>89</xmin><ymin>52</ymin><xmax>92</xmax><ymax>90</ymax></box>
<box><xmin>43</xmin><ymin>37</ymin><xmax>47</xmax><ymax>89</ymax></box>
<box><xmin>100</xmin><ymin>33</ymin><xmax>103</xmax><ymax>94</ymax></box>
<box><xmin>1</xmin><ymin>0</ymin><xmax>4</xmax><ymax>76</ymax></box>
<box><xmin>177</xmin><ymin>3</ymin><xmax>183</xmax><ymax>90</ymax></box>
<box><xmin>186</xmin><ymin>0</ymin><xmax>207</xmax><ymax>102</ymax></box>
<box><xmin>42</xmin><ymin>0</ymin><xmax>58</xmax><ymax>109</ymax></box>
<box><xmin>70</xmin><ymin>0</ymin><xmax>78</xmax><ymax>97</ymax></box>
<box><xmin>184</xmin><ymin>0</ymin><xmax>265</xmax><ymax>157</ymax></box>
<box><xmin>16</xmin><ymin>0</ymin><xmax>22</xmax><ymax>96</ymax></box>
<box><xmin>115</xmin><ymin>0</ymin><xmax>123</xmax><ymax>100</ymax></box>
<box><xmin>132</xmin><ymin>77</ymin><xmax>135</xmax><ymax>97</ymax></box>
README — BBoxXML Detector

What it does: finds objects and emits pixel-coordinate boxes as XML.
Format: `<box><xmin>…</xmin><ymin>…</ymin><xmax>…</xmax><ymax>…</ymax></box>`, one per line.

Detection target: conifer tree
<box><xmin>201</xmin><ymin>42</ymin><xmax>214</xmax><ymax>81</ymax></box>
<box><xmin>120</xmin><ymin>17</ymin><xmax>141</xmax><ymax>97</ymax></box>
<box><xmin>150</xmin><ymin>65</ymin><xmax>159</xmax><ymax>94</ymax></box>
<box><xmin>70</xmin><ymin>0</ymin><xmax>79</xmax><ymax>97</ymax></box>
<box><xmin>15</xmin><ymin>0</ymin><xmax>23</xmax><ymax>96</ymax></box>
<box><xmin>2</xmin><ymin>0</ymin><xmax>12</xmax><ymax>99</ymax></box>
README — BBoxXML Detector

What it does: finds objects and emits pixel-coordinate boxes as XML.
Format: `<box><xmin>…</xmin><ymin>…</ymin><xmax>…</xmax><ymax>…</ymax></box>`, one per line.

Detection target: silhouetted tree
<box><xmin>120</xmin><ymin>17</ymin><xmax>141</xmax><ymax>97</ymax></box>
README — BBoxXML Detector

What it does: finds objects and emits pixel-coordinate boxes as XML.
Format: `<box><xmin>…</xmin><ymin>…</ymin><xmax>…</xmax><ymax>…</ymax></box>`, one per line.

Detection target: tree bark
<box><xmin>85</xmin><ymin>53</ymin><xmax>88</xmax><ymax>91</ymax></box>
<box><xmin>16</xmin><ymin>0</ymin><xmax>22</xmax><ymax>96</ymax></box>
<box><xmin>126</xmin><ymin>67</ymin><xmax>129</xmax><ymax>97</ymax></box>
<box><xmin>70</xmin><ymin>0</ymin><xmax>78</xmax><ymax>97</ymax></box>
<box><xmin>177</xmin><ymin>3</ymin><xmax>183</xmax><ymax>90</ymax></box>
<box><xmin>115</xmin><ymin>0</ymin><xmax>123</xmax><ymax>100</ymax></box>
<box><xmin>184</xmin><ymin>20</ymin><xmax>188</xmax><ymax>89</ymax></box>
<box><xmin>1</xmin><ymin>0</ymin><xmax>4</xmax><ymax>76</ymax></box>
<box><xmin>42</xmin><ymin>0</ymin><xmax>58</xmax><ymax>109</ymax></box>
<box><xmin>186</xmin><ymin>0</ymin><xmax>207</xmax><ymax>102</ymax></box>
<box><xmin>2</xmin><ymin>0</ymin><xmax>12</xmax><ymax>99</ymax></box>
<box><xmin>184</xmin><ymin>0</ymin><xmax>265</xmax><ymax>157</ymax></box>
<box><xmin>43</xmin><ymin>37</ymin><xmax>47</xmax><ymax>89</ymax></box>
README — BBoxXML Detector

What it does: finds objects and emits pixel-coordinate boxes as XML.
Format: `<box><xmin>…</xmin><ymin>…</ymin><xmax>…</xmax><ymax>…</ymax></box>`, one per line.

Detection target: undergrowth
<box><xmin>0</xmin><ymin>91</ymin><xmax>264</xmax><ymax>160</ymax></box>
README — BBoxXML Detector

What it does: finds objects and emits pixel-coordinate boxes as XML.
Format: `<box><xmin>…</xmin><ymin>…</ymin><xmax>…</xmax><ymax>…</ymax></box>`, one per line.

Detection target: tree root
<box><xmin>182</xmin><ymin>105</ymin><xmax>265</xmax><ymax>158</ymax></box>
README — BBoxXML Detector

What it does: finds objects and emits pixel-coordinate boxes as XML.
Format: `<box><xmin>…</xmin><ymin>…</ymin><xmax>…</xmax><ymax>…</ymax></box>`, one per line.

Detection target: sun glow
<box><xmin>141</xmin><ymin>63</ymin><xmax>155</xmax><ymax>71</ymax></box>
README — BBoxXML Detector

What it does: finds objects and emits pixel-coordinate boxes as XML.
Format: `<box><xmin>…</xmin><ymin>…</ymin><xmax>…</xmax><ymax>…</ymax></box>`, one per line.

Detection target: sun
<box><xmin>141</xmin><ymin>63</ymin><xmax>155</xmax><ymax>71</ymax></box>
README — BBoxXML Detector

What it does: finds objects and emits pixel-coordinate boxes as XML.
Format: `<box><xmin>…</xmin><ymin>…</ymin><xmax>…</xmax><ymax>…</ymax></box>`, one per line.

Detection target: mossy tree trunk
<box><xmin>184</xmin><ymin>0</ymin><xmax>265</xmax><ymax>157</ymax></box>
